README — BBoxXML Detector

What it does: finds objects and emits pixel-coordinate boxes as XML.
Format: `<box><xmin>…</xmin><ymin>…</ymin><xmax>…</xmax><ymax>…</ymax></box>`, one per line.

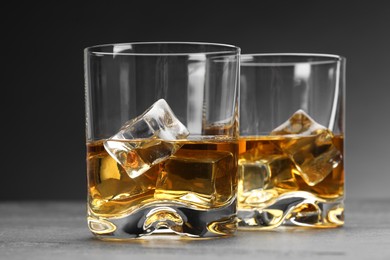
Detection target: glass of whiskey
<box><xmin>84</xmin><ymin>42</ymin><xmax>241</xmax><ymax>239</ymax></box>
<box><xmin>238</xmin><ymin>53</ymin><xmax>346</xmax><ymax>229</ymax></box>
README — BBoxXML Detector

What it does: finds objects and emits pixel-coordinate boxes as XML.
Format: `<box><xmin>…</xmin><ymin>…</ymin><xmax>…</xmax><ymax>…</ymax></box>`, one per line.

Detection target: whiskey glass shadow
<box><xmin>238</xmin><ymin>53</ymin><xmax>346</xmax><ymax>229</ymax></box>
<box><xmin>84</xmin><ymin>42</ymin><xmax>240</xmax><ymax>239</ymax></box>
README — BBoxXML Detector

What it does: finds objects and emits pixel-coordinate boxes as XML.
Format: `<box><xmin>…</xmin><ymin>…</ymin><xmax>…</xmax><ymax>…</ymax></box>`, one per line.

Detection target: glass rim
<box><xmin>241</xmin><ymin>53</ymin><xmax>345</xmax><ymax>66</ymax></box>
<box><xmin>85</xmin><ymin>41</ymin><xmax>241</xmax><ymax>56</ymax></box>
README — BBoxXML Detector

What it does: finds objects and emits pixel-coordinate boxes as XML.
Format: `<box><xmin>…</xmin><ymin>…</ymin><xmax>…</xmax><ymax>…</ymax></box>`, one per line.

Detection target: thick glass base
<box><xmin>237</xmin><ymin>191</ymin><xmax>344</xmax><ymax>229</ymax></box>
<box><xmin>88</xmin><ymin>199</ymin><xmax>237</xmax><ymax>240</ymax></box>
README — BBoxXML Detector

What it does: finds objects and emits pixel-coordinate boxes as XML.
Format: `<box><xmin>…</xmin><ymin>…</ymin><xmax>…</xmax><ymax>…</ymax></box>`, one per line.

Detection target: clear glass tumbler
<box><xmin>238</xmin><ymin>53</ymin><xmax>345</xmax><ymax>229</ymax></box>
<box><xmin>84</xmin><ymin>42</ymin><xmax>240</xmax><ymax>239</ymax></box>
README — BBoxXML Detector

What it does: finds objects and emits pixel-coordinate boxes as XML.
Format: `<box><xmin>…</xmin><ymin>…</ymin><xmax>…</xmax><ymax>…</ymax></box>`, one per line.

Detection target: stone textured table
<box><xmin>0</xmin><ymin>199</ymin><xmax>389</xmax><ymax>260</ymax></box>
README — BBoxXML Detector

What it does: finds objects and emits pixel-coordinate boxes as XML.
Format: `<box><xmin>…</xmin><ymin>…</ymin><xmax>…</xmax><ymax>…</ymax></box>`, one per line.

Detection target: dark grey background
<box><xmin>2</xmin><ymin>0</ymin><xmax>389</xmax><ymax>200</ymax></box>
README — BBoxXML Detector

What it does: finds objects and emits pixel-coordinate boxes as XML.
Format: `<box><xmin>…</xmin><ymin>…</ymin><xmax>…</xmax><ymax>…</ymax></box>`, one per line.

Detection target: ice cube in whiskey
<box><xmin>156</xmin><ymin>148</ymin><xmax>235</xmax><ymax>208</ymax></box>
<box><xmin>104</xmin><ymin>99</ymin><xmax>189</xmax><ymax>178</ymax></box>
<box><xmin>271</xmin><ymin>110</ymin><xmax>342</xmax><ymax>186</ymax></box>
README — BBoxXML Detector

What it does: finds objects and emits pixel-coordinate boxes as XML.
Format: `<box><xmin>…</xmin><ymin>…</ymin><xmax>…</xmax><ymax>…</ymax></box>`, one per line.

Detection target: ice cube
<box><xmin>238</xmin><ymin>154</ymin><xmax>298</xmax><ymax>204</ymax></box>
<box><xmin>155</xmin><ymin>149</ymin><xmax>234</xmax><ymax>207</ymax></box>
<box><xmin>93</xmin><ymin>167</ymin><xmax>158</xmax><ymax>201</ymax></box>
<box><xmin>239</xmin><ymin>160</ymin><xmax>270</xmax><ymax>193</ymax></box>
<box><xmin>271</xmin><ymin>109</ymin><xmax>325</xmax><ymax>136</ymax></box>
<box><xmin>104</xmin><ymin>99</ymin><xmax>189</xmax><ymax>178</ymax></box>
<box><xmin>238</xmin><ymin>159</ymin><xmax>274</xmax><ymax>204</ymax></box>
<box><xmin>271</xmin><ymin>110</ymin><xmax>342</xmax><ymax>186</ymax></box>
<box><xmin>266</xmin><ymin>155</ymin><xmax>299</xmax><ymax>192</ymax></box>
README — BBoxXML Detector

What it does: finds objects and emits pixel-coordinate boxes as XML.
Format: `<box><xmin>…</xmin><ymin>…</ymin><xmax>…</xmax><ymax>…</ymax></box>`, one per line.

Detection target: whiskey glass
<box><xmin>84</xmin><ymin>42</ymin><xmax>240</xmax><ymax>239</ymax></box>
<box><xmin>238</xmin><ymin>53</ymin><xmax>345</xmax><ymax>229</ymax></box>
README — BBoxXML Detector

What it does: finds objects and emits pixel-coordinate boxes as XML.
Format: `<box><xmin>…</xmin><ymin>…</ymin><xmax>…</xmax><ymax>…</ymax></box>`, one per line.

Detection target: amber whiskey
<box><xmin>87</xmin><ymin>138</ymin><xmax>238</xmax><ymax>238</ymax></box>
<box><xmin>237</xmin><ymin>134</ymin><xmax>344</xmax><ymax>229</ymax></box>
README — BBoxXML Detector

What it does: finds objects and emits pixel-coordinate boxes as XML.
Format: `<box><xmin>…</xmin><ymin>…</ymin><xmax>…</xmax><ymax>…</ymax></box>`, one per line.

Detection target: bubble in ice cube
<box><xmin>104</xmin><ymin>99</ymin><xmax>190</xmax><ymax>178</ymax></box>
<box><xmin>271</xmin><ymin>110</ymin><xmax>342</xmax><ymax>186</ymax></box>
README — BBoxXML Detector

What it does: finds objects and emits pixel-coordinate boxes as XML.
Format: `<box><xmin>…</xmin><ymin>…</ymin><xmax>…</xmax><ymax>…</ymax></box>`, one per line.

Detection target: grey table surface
<box><xmin>0</xmin><ymin>199</ymin><xmax>389</xmax><ymax>260</ymax></box>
